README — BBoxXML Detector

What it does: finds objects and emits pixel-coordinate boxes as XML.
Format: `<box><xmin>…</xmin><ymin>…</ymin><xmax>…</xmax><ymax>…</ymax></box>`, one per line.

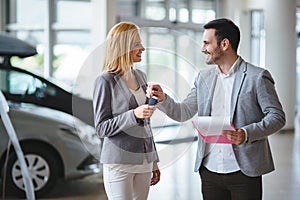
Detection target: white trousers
<box><xmin>103</xmin><ymin>165</ymin><xmax>152</xmax><ymax>200</ymax></box>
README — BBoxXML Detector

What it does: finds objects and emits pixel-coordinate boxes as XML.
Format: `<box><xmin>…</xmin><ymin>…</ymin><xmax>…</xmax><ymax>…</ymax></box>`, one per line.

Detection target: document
<box><xmin>192</xmin><ymin>116</ymin><xmax>235</xmax><ymax>144</ymax></box>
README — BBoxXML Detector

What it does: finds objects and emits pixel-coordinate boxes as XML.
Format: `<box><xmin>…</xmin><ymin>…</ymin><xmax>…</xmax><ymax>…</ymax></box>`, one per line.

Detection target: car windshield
<box><xmin>23</xmin><ymin>68</ymin><xmax>72</xmax><ymax>93</ymax></box>
<box><xmin>44</xmin><ymin>75</ymin><xmax>72</xmax><ymax>93</ymax></box>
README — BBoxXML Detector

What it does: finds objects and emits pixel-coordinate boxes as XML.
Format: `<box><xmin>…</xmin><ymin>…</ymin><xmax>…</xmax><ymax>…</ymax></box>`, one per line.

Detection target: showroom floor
<box><xmin>3</xmin><ymin>119</ymin><xmax>300</xmax><ymax>200</ymax></box>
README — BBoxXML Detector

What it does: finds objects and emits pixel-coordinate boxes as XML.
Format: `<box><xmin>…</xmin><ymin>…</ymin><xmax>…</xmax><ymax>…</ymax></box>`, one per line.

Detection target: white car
<box><xmin>0</xmin><ymin>101</ymin><xmax>101</xmax><ymax>198</ymax></box>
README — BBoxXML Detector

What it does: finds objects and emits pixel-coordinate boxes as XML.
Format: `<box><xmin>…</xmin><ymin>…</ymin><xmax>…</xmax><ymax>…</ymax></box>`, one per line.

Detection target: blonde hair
<box><xmin>102</xmin><ymin>21</ymin><xmax>140</xmax><ymax>75</ymax></box>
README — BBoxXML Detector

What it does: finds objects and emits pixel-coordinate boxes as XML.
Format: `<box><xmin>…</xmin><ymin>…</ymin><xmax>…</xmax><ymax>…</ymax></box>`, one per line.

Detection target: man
<box><xmin>148</xmin><ymin>18</ymin><xmax>286</xmax><ymax>200</ymax></box>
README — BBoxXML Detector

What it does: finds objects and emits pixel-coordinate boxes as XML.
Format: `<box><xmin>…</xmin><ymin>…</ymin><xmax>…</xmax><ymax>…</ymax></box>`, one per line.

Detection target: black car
<box><xmin>0</xmin><ymin>32</ymin><xmax>94</xmax><ymax>126</ymax></box>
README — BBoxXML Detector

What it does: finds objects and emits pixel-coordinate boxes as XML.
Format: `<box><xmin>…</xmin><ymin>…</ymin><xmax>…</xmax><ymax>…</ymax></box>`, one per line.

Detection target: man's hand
<box><xmin>222</xmin><ymin>128</ymin><xmax>246</xmax><ymax>145</ymax></box>
<box><xmin>146</xmin><ymin>84</ymin><xmax>166</xmax><ymax>102</ymax></box>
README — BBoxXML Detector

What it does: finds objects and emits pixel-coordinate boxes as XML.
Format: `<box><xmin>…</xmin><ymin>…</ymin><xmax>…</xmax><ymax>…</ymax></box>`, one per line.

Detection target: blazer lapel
<box><xmin>113</xmin><ymin>74</ymin><xmax>139</xmax><ymax>110</ymax></box>
<box><xmin>133</xmin><ymin>69</ymin><xmax>148</xmax><ymax>103</ymax></box>
<box><xmin>231</xmin><ymin>59</ymin><xmax>247</xmax><ymax>119</ymax></box>
<box><xmin>200</xmin><ymin>69</ymin><xmax>218</xmax><ymax>116</ymax></box>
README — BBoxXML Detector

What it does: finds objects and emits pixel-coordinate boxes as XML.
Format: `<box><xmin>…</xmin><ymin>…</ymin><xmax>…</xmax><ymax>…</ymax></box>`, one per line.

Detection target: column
<box><xmin>73</xmin><ymin>0</ymin><xmax>117</xmax><ymax>99</ymax></box>
<box><xmin>91</xmin><ymin>0</ymin><xmax>116</xmax><ymax>47</ymax></box>
<box><xmin>264</xmin><ymin>0</ymin><xmax>297</xmax><ymax>130</ymax></box>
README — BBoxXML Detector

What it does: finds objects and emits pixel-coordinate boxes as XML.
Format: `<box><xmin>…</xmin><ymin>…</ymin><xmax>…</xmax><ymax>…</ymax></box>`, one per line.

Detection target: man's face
<box><xmin>201</xmin><ymin>28</ymin><xmax>224</xmax><ymax>65</ymax></box>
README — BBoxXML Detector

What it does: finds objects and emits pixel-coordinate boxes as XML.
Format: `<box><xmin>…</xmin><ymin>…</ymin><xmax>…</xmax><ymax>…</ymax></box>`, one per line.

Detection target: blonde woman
<box><xmin>93</xmin><ymin>21</ymin><xmax>160</xmax><ymax>200</ymax></box>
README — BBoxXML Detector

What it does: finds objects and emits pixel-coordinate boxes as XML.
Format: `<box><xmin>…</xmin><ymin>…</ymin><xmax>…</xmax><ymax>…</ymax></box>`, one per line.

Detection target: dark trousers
<box><xmin>199</xmin><ymin>165</ymin><xmax>262</xmax><ymax>200</ymax></box>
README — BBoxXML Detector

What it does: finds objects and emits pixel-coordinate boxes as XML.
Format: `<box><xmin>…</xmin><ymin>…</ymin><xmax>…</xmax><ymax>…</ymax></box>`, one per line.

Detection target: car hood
<box><xmin>8</xmin><ymin>101</ymin><xmax>82</xmax><ymax>128</ymax></box>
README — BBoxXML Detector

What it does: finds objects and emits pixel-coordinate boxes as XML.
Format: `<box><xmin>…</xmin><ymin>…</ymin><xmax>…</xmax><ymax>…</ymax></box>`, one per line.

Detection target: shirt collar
<box><xmin>215</xmin><ymin>56</ymin><xmax>241</xmax><ymax>77</ymax></box>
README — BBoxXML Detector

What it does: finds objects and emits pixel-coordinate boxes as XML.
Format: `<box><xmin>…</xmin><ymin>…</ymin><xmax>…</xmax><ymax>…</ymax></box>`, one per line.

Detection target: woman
<box><xmin>93</xmin><ymin>21</ymin><xmax>160</xmax><ymax>200</ymax></box>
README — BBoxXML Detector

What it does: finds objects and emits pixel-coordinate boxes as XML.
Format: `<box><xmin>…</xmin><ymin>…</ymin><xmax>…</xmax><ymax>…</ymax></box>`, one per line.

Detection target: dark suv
<box><xmin>0</xmin><ymin>32</ymin><xmax>94</xmax><ymax>126</ymax></box>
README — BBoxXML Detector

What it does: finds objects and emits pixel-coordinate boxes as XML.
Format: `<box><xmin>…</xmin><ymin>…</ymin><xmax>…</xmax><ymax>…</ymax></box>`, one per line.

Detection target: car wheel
<box><xmin>5</xmin><ymin>143</ymin><xmax>62</xmax><ymax>198</ymax></box>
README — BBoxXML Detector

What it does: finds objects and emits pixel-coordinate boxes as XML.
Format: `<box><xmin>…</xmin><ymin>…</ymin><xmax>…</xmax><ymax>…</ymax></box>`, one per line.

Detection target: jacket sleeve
<box><xmin>158</xmin><ymin>74</ymin><xmax>199</xmax><ymax>122</ymax></box>
<box><xmin>243</xmin><ymin>69</ymin><xmax>286</xmax><ymax>143</ymax></box>
<box><xmin>92</xmin><ymin>75</ymin><xmax>137</xmax><ymax>138</ymax></box>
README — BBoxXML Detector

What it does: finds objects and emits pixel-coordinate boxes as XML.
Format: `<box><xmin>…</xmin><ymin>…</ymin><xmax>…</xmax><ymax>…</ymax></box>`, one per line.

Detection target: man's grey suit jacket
<box><xmin>159</xmin><ymin>57</ymin><xmax>286</xmax><ymax>177</ymax></box>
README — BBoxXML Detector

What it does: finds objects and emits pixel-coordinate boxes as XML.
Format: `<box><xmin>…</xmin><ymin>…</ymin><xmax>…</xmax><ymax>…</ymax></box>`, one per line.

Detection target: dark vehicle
<box><xmin>0</xmin><ymin>32</ymin><xmax>94</xmax><ymax>126</ymax></box>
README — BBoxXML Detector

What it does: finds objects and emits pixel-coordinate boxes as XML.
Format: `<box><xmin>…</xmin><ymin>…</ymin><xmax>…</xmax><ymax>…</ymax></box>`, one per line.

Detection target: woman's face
<box><xmin>131</xmin><ymin>35</ymin><xmax>145</xmax><ymax>63</ymax></box>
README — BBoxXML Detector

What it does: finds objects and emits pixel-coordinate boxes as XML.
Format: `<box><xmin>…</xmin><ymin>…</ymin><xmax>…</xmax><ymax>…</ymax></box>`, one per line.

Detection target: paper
<box><xmin>192</xmin><ymin>116</ymin><xmax>235</xmax><ymax>144</ymax></box>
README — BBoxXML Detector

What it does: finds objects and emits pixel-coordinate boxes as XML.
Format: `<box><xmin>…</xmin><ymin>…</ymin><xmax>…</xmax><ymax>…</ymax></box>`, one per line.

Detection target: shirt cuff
<box><xmin>242</xmin><ymin>128</ymin><xmax>248</xmax><ymax>143</ymax></box>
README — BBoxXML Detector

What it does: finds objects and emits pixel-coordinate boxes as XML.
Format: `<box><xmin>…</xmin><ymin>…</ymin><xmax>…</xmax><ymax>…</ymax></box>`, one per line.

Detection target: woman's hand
<box><xmin>134</xmin><ymin>104</ymin><xmax>156</xmax><ymax>119</ymax></box>
<box><xmin>150</xmin><ymin>169</ymin><xmax>160</xmax><ymax>186</ymax></box>
<box><xmin>151</xmin><ymin>162</ymin><xmax>160</xmax><ymax>186</ymax></box>
<box><xmin>147</xmin><ymin>84</ymin><xmax>166</xmax><ymax>103</ymax></box>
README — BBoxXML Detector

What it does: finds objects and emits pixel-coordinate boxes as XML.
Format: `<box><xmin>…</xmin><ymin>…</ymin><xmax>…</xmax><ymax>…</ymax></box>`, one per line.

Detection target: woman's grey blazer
<box><xmin>158</xmin><ymin>57</ymin><xmax>286</xmax><ymax>177</ymax></box>
<box><xmin>93</xmin><ymin>69</ymin><xmax>159</xmax><ymax>165</ymax></box>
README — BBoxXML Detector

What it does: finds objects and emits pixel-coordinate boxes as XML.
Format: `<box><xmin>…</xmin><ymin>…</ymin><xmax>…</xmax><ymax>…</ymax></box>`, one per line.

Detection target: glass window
<box><xmin>191</xmin><ymin>0</ymin><xmax>216</xmax><ymax>24</ymax></box>
<box><xmin>5</xmin><ymin>0</ymin><xmax>217</xmax><ymax>99</ymax></box>
<box><xmin>192</xmin><ymin>9</ymin><xmax>215</xmax><ymax>24</ymax></box>
<box><xmin>169</xmin><ymin>7</ymin><xmax>176</xmax><ymax>22</ymax></box>
<box><xmin>169</xmin><ymin>0</ymin><xmax>189</xmax><ymax>23</ymax></box>
<box><xmin>140</xmin><ymin>27</ymin><xmax>204</xmax><ymax>101</ymax></box>
<box><xmin>179</xmin><ymin>8</ymin><xmax>189</xmax><ymax>23</ymax></box>
<box><xmin>9</xmin><ymin>71</ymin><xmax>43</xmax><ymax>95</ymax></box>
<box><xmin>143</xmin><ymin>0</ymin><xmax>166</xmax><ymax>20</ymax></box>
<box><xmin>117</xmin><ymin>0</ymin><xmax>216</xmax><ymax>99</ymax></box>
<box><xmin>14</xmin><ymin>0</ymin><xmax>46</xmax><ymax>25</ymax></box>
<box><xmin>145</xmin><ymin>6</ymin><xmax>166</xmax><ymax>20</ymax></box>
<box><xmin>56</xmin><ymin>0</ymin><xmax>92</xmax><ymax>26</ymax></box>
<box><xmin>116</xmin><ymin>0</ymin><xmax>140</xmax><ymax>17</ymax></box>
<box><xmin>9</xmin><ymin>31</ymin><xmax>44</xmax><ymax>73</ymax></box>
<box><xmin>250</xmin><ymin>10</ymin><xmax>265</xmax><ymax>67</ymax></box>
<box><xmin>53</xmin><ymin>43</ymin><xmax>91</xmax><ymax>86</ymax></box>
<box><xmin>6</xmin><ymin>0</ymin><xmax>93</xmax><ymax>88</ymax></box>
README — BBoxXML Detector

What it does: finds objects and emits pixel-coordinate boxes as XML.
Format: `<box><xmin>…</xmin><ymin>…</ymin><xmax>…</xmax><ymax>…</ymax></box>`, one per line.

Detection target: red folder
<box><xmin>192</xmin><ymin>116</ymin><xmax>235</xmax><ymax>144</ymax></box>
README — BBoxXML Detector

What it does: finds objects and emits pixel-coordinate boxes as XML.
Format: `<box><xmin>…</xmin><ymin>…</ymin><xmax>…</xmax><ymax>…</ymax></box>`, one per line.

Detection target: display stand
<box><xmin>0</xmin><ymin>91</ymin><xmax>35</xmax><ymax>199</ymax></box>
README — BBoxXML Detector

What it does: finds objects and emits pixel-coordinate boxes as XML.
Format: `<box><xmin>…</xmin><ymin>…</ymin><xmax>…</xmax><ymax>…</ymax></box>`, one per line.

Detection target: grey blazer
<box><xmin>93</xmin><ymin>69</ymin><xmax>159</xmax><ymax>165</ymax></box>
<box><xmin>159</xmin><ymin>57</ymin><xmax>286</xmax><ymax>177</ymax></box>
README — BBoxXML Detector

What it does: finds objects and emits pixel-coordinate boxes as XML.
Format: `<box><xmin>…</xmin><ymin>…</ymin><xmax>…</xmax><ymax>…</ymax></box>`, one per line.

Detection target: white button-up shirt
<box><xmin>203</xmin><ymin>57</ymin><xmax>241</xmax><ymax>174</ymax></box>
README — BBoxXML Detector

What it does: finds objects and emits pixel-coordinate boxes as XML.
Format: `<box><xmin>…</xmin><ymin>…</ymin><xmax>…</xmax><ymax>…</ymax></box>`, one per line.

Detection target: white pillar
<box><xmin>220</xmin><ymin>0</ymin><xmax>252</xmax><ymax>66</ymax></box>
<box><xmin>91</xmin><ymin>0</ymin><xmax>116</xmax><ymax>47</ymax></box>
<box><xmin>74</xmin><ymin>0</ymin><xmax>117</xmax><ymax>99</ymax></box>
<box><xmin>44</xmin><ymin>0</ymin><xmax>54</xmax><ymax>78</ymax></box>
<box><xmin>264</xmin><ymin>0</ymin><xmax>297</xmax><ymax>130</ymax></box>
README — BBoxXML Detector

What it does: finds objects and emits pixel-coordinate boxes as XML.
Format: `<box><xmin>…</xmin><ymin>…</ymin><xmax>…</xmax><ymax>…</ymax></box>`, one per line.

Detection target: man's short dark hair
<box><xmin>203</xmin><ymin>18</ymin><xmax>240</xmax><ymax>52</ymax></box>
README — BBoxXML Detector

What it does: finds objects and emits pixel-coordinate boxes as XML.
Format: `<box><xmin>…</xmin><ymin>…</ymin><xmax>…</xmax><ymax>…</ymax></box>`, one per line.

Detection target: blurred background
<box><xmin>0</xmin><ymin>0</ymin><xmax>300</xmax><ymax>199</ymax></box>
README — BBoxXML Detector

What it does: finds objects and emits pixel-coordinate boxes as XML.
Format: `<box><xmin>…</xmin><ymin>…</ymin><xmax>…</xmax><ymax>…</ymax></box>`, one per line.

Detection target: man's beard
<box><xmin>205</xmin><ymin>48</ymin><xmax>223</xmax><ymax>65</ymax></box>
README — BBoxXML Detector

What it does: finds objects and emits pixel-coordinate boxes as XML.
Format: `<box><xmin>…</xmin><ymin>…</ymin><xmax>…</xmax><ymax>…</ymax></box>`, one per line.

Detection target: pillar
<box><xmin>91</xmin><ymin>0</ymin><xmax>116</xmax><ymax>47</ymax></box>
<box><xmin>264</xmin><ymin>0</ymin><xmax>297</xmax><ymax>130</ymax></box>
<box><xmin>73</xmin><ymin>0</ymin><xmax>117</xmax><ymax>99</ymax></box>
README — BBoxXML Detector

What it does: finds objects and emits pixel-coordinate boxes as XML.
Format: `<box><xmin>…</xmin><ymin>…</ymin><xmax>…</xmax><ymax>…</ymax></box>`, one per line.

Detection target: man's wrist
<box><xmin>242</xmin><ymin>128</ymin><xmax>248</xmax><ymax>143</ymax></box>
